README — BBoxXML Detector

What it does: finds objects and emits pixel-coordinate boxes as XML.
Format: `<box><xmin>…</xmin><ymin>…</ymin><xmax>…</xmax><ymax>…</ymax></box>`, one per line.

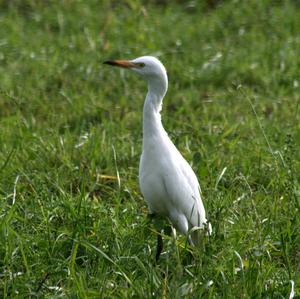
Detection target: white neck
<box><xmin>142</xmin><ymin>75</ymin><xmax>168</xmax><ymax>146</ymax></box>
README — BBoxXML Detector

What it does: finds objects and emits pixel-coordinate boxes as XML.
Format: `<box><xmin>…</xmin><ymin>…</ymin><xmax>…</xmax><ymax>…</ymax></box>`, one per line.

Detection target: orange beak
<box><xmin>103</xmin><ymin>60</ymin><xmax>135</xmax><ymax>68</ymax></box>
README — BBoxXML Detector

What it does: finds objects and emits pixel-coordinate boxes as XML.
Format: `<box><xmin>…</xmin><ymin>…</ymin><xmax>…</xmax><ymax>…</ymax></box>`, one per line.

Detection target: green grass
<box><xmin>1</xmin><ymin>0</ymin><xmax>300</xmax><ymax>297</ymax></box>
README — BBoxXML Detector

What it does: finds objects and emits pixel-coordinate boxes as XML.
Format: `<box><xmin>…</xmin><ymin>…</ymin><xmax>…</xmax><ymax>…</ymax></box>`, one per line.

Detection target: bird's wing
<box><xmin>180</xmin><ymin>156</ymin><xmax>202</xmax><ymax>196</ymax></box>
<box><xmin>161</xmin><ymin>154</ymin><xmax>207</xmax><ymax>229</ymax></box>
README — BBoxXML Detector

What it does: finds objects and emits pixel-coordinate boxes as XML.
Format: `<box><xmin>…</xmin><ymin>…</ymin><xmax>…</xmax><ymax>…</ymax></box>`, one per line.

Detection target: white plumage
<box><xmin>104</xmin><ymin>56</ymin><xmax>211</xmax><ymax>247</ymax></box>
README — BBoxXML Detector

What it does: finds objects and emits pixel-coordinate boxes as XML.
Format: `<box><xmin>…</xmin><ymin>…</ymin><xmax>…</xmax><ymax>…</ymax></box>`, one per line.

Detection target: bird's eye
<box><xmin>136</xmin><ymin>62</ymin><xmax>145</xmax><ymax>68</ymax></box>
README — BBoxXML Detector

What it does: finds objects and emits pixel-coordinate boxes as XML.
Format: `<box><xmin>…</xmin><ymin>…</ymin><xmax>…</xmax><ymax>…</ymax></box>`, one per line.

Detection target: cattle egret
<box><xmin>104</xmin><ymin>56</ymin><xmax>211</xmax><ymax>260</ymax></box>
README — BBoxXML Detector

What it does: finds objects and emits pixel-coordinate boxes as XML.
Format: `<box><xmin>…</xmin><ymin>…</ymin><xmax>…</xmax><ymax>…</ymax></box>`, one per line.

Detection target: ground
<box><xmin>0</xmin><ymin>0</ymin><xmax>300</xmax><ymax>297</ymax></box>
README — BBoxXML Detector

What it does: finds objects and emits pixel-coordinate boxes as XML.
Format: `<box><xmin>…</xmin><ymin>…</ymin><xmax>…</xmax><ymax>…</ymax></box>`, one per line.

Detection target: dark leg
<box><xmin>156</xmin><ymin>233</ymin><xmax>163</xmax><ymax>262</ymax></box>
<box><xmin>147</xmin><ymin>213</ymin><xmax>156</xmax><ymax>221</ymax></box>
<box><xmin>147</xmin><ymin>213</ymin><xmax>164</xmax><ymax>262</ymax></box>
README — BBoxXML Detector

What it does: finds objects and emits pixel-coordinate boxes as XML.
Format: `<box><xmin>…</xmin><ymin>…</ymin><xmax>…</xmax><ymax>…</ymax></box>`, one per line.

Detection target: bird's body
<box><xmin>104</xmin><ymin>56</ymin><xmax>210</xmax><ymax>247</ymax></box>
<box><xmin>140</xmin><ymin>134</ymin><xmax>207</xmax><ymax>240</ymax></box>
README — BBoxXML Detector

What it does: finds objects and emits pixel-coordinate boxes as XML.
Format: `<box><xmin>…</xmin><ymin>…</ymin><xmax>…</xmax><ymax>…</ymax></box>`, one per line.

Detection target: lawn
<box><xmin>0</xmin><ymin>0</ymin><xmax>300</xmax><ymax>297</ymax></box>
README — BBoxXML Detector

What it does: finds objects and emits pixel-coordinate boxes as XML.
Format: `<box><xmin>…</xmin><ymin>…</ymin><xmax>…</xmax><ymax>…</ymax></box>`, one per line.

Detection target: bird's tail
<box><xmin>189</xmin><ymin>220</ymin><xmax>212</xmax><ymax>246</ymax></box>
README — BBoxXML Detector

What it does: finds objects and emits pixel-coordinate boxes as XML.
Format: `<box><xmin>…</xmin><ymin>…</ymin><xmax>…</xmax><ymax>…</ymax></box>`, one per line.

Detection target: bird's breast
<box><xmin>139</xmin><ymin>143</ymin><xmax>173</xmax><ymax>215</ymax></box>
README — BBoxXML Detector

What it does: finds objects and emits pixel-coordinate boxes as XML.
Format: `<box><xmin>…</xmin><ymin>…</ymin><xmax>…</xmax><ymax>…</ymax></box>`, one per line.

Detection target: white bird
<box><xmin>104</xmin><ymin>56</ymin><xmax>211</xmax><ymax>259</ymax></box>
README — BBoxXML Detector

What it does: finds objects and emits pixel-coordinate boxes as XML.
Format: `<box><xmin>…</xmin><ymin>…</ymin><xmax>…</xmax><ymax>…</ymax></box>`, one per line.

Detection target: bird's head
<box><xmin>104</xmin><ymin>56</ymin><xmax>167</xmax><ymax>82</ymax></box>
